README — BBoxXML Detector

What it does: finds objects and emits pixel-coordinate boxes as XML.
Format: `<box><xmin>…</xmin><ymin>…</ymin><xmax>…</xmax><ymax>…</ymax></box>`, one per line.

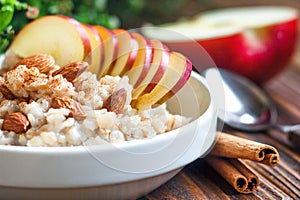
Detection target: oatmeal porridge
<box><xmin>0</xmin><ymin>54</ymin><xmax>191</xmax><ymax>147</ymax></box>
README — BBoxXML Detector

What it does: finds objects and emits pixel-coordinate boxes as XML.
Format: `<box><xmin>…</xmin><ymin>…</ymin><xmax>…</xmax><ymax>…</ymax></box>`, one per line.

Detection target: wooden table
<box><xmin>139</xmin><ymin>63</ymin><xmax>300</xmax><ymax>199</ymax></box>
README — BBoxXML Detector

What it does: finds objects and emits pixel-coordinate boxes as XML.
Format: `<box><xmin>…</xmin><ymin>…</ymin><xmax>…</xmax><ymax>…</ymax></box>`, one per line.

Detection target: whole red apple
<box><xmin>142</xmin><ymin>6</ymin><xmax>298</xmax><ymax>84</ymax></box>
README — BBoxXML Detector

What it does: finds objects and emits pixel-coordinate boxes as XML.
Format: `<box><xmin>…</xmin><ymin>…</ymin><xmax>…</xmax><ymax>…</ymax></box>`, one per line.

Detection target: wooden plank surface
<box><xmin>137</xmin><ymin>1</ymin><xmax>300</xmax><ymax>199</ymax></box>
<box><xmin>138</xmin><ymin>60</ymin><xmax>300</xmax><ymax>200</ymax></box>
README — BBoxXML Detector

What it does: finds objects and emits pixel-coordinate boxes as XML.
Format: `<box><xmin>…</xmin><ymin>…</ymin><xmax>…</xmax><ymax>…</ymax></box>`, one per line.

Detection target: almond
<box><xmin>0</xmin><ymin>83</ymin><xmax>15</xmax><ymax>100</ymax></box>
<box><xmin>103</xmin><ymin>88</ymin><xmax>127</xmax><ymax>114</ymax></box>
<box><xmin>52</xmin><ymin>61</ymin><xmax>88</xmax><ymax>82</ymax></box>
<box><xmin>2</xmin><ymin>112</ymin><xmax>30</xmax><ymax>134</ymax></box>
<box><xmin>13</xmin><ymin>54</ymin><xmax>55</xmax><ymax>74</ymax></box>
<box><xmin>51</xmin><ymin>96</ymin><xmax>86</xmax><ymax>121</ymax></box>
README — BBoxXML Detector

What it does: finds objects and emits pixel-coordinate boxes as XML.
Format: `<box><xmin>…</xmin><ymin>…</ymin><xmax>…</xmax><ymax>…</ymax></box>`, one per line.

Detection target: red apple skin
<box><xmin>167</xmin><ymin>18</ymin><xmax>298</xmax><ymax>84</ymax></box>
<box><xmin>108</xmin><ymin>29</ymin><xmax>138</xmax><ymax>76</ymax></box>
<box><xmin>132</xmin><ymin>40</ymin><xmax>170</xmax><ymax>99</ymax></box>
<box><xmin>8</xmin><ymin>15</ymin><xmax>92</xmax><ymax>67</ymax></box>
<box><xmin>132</xmin><ymin>51</ymin><xmax>192</xmax><ymax>111</ymax></box>
<box><xmin>57</xmin><ymin>15</ymin><xmax>92</xmax><ymax>60</ymax></box>
<box><xmin>157</xmin><ymin>54</ymin><xmax>192</xmax><ymax>104</ymax></box>
<box><xmin>229</xmin><ymin>19</ymin><xmax>298</xmax><ymax>84</ymax></box>
<box><xmin>81</xmin><ymin>23</ymin><xmax>104</xmax><ymax>73</ymax></box>
<box><xmin>85</xmin><ymin>24</ymin><xmax>102</xmax><ymax>45</ymax></box>
<box><xmin>121</xmin><ymin>34</ymin><xmax>139</xmax><ymax>76</ymax></box>
<box><xmin>89</xmin><ymin>25</ymin><xmax>105</xmax><ymax>71</ymax></box>
<box><xmin>92</xmin><ymin>25</ymin><xmax>118</xmax><ymax>78</ymax></box>
<box><xmin>142</xmin><ymin>41</ymin><xmax>170</xmax><ymax>94</ymax></box>
<box><xmin>127</xmin><ymin>33</ymin><xmax>154</xmax><ymax>88</ymax></box>
<box><xmin>90</xmin><ymin>25</ymin><xmax>105</xmax><ymax>73</ymax></box>
<box><xmin>133</xmin><ymin>33</ymin><xmax>154</xmax><ymax>88</ymax></box>
<box><xmin>110</xmin><ymin>30</ymin><xmax>119</xmax><ymax>72</ymax></box>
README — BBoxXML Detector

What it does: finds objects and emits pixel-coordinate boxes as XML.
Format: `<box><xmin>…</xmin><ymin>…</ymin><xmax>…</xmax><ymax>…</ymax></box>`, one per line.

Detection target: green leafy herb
<box><xmin>0</xmin><ymin>0</ymin><xmax>31</xmax><ymax>53</ymax></box>
<box><xmin>1</xmin><ymin>0</ymin><xmax>202</xmax><ymax>54</ymax></box>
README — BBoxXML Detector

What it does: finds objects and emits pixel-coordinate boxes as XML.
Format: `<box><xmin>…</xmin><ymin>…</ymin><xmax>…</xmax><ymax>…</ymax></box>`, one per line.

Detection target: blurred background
<box><xmin>7</xmin><ymin>0</ymin><xmax>300</xmax><ymax>29</ymax></box>
<box><xmin>1</xmin><ymin>0</ymin><xmax>300</xmax><ymax>60</ymax></box>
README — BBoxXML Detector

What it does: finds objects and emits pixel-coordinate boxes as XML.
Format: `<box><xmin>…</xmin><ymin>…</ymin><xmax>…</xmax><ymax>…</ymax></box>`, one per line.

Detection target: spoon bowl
<box><xmin>204</xmin><ymin>68</ymin><xmax>300</xmax><ymax>147</ymax></box>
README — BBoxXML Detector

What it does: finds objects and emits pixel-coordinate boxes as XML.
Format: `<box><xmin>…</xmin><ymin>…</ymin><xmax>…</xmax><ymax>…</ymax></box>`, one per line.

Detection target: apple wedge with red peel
<box><xmin>132</xmin><ymin>40</ymin><xmax>170</xmax><ymax>99</ymax></box>
<box><xmin>81</xmin><ymin>24</ymin><xmax>103</xmax><ymax>74</ymax></box>
<box><xmin>8</xmin><ymin>15</ymin><xmax>92</xmax><ymax>67</ymax></box>
<box><xmin>93</xmin><ymin>25</ymin><xmax>118</xmax><ymax>78</ymax></box>
<box><xmin>126</xmin><ymin>33</ymin><xmax>153</xmax><ymax>88</ymax></box>
<box><xmin>157</xmin><ymin>54</ymin><xmax>192</xmax><ymax>105</ymax></box>
<box><xmin>108</xmin><ymin>29</ymin><xmax>131</xmax><ymax>76</ymax></box>
<box><xmin>108</xmin><ymin>29</ymin><xmax>138</xmax><ymax>76</ymax></box>
<box><xmin>142</xmin><ymin>6</ymin><xmax>298</xmax><ymax>84</ymax></box>
<box><xmin>124</xmin><ymin>35</ymin><xmax>139</xmax><ymax>76</ymax></box>
<box><xmin>132</xmin><ymin>52</ymin><xmax>192</xmax><ymax>111</ymax></box>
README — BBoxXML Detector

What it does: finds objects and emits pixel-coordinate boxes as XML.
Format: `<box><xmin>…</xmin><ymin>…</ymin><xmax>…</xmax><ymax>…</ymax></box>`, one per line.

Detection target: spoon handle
<box><xmin>272</xmin><ymin>124</ymin><xmax>300</xmax><ymax>148</ymax></box>
<box><xmin>276</xmin><ymin>124</ymin><xmax>300</xmax><ymax>133</ymax></box>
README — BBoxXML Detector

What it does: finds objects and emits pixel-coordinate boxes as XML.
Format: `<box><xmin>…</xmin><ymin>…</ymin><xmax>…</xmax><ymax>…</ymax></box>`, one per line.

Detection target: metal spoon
<box><xmin>204</xmin><ymin>68</ymin><xmax>300</xmax><ymax>148</ymax></box>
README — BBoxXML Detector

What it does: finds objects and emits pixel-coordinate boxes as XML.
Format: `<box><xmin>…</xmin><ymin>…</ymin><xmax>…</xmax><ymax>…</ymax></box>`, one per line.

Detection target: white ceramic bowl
<box><xmin>0</xmin><ymin>71</ymin><xmax>217</xmax><ymax>200</ymax></box>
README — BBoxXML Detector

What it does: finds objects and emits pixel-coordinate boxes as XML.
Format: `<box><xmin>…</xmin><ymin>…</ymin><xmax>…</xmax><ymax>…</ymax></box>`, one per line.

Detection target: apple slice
<box><xmin>8</xmin><ymin>15</ymin><xmax>92</xmax><ymax>67</ymax></box>
<box><xmin>81</xmin><ymin>24</ymin><xmax>103</xmax><ymax>74</ymax></box>
<box><xmin>92</xmin><ymin>25</ymin><xmax>118</xmax><ymax>78</ymax></box>
<box><xmin>132</xmin><ymin>52</ymin><xmax>192</xmax><ymax>111</ymax></box>
<box><xmin>132</xmin><ymin>39</ymin><xmax>170</xmax><ymax>99</ymax></box>
<box><xmin>108</xmin><ymin>29</ymin><xmax>139</xmax><ymax>76</ymax></box>
<box><xmin>142</xmin><ymin>6</ymin><xmax>298</xmax><ymax>83</ymax></box>
<box><xmin>126</xmin><ymin>33</ymin><xmax>153</xmax><ymax>88</ymax></box>
<box><xmin>156</xmin><ymin>54</ymin><xmax>192</xmax><ymax>105</ymax></box>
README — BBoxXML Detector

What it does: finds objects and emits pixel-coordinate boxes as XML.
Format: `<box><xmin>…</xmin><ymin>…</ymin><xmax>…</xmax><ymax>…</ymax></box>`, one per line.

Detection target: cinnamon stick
<box><xmin>205</xmin><ymin>156</ymin><xmax>259</xmax><ymax>194</ymax></box>
<box><xmin>210</xmin><ymin>132</ymin><xmax>280</xmax><ymax>167</ymax></box>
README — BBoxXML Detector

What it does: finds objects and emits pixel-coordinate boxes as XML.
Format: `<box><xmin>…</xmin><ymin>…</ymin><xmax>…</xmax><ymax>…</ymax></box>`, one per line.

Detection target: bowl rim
<box><xmin>0</xmin><ymin>70</ymin><xmax>218</xmax><ymax>190</ymax></box>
